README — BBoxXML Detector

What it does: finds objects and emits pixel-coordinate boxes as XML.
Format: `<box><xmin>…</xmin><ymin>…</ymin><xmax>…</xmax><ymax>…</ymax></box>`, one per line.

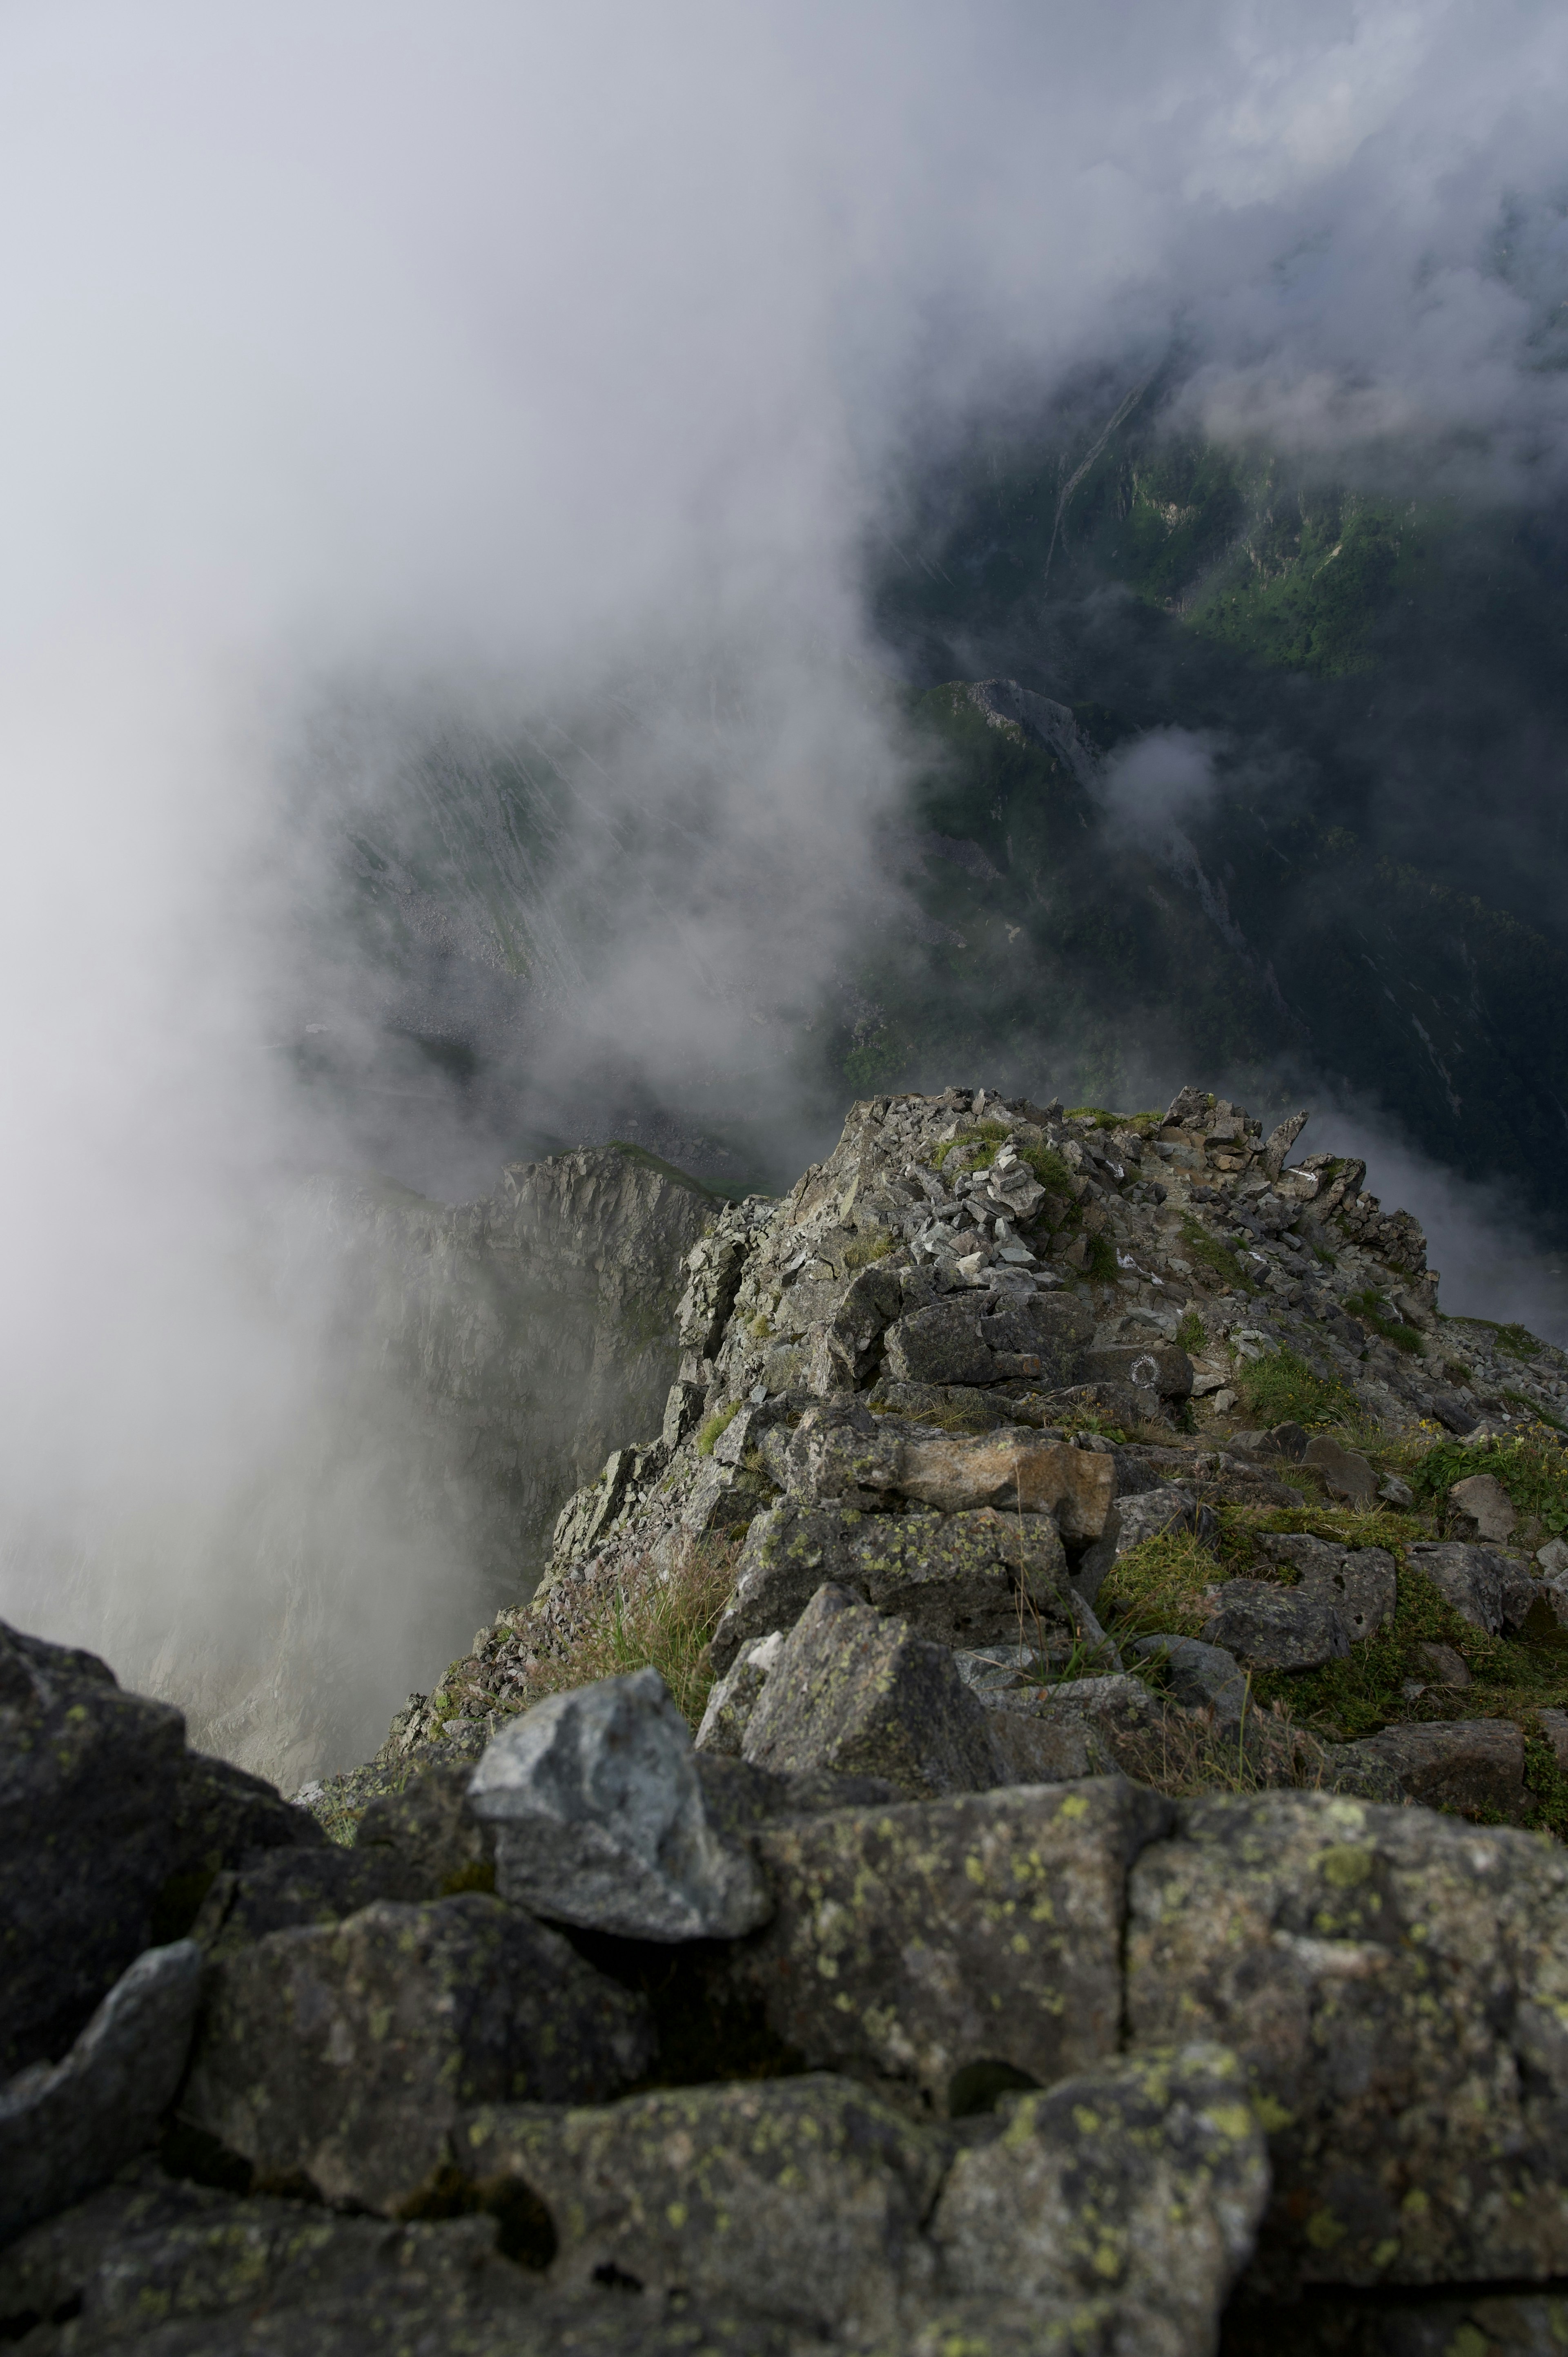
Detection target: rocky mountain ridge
<box><xmin>8</xmin><ymin>1084</ymin><xmax>1568</xmax><ymax>2354</ymax></box>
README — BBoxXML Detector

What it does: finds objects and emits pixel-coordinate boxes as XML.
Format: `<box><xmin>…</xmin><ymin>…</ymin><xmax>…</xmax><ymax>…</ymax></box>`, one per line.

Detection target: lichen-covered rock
<box><xmin>736</xmin><ymin>1777</ymin><xmax>1171</xmax><ymax>2110</ymax></box>
<box><xmin>461</xmin><ymin>2075</ymin><xmax>946</xmax><ymax>2344</ymax></box>
<box><xmin>693</xmin><ymin>1630</ymin><xmax>784</xmax><ymax>1755</ymax></box>
<box><xmin>927</xmin><ymin>2043</ymin><xmax>1270</xmax><ymax>2357</ymax></box>
<box><xmin>1326</xmin><ymin>1719</ymin><xmax>1528</xmax><ymax>1821</ymax></box>
<box><xmin>0</xmin><ymin>1621</ymin><xmax>321</xmax><ymax>2076</ymax></box>
<box><xmin>738</xmin><ymin>1583</ymin><xmax>1002</xmax><ymax>1799</ymax></box>
<box><xmin>1200</xmin><ymin>1581</ymin><xmax>1351</xmax><ymax>1670</ymax></box>
<box><xmin>980</xmin><ymin>1673</ymin><xmax>1174</xmax><ymax>1785</ymax></box>
<box><xmin>882</xmin><ymin>1292</ymin><xmax>1095</xmax><ymax>1390</ymax></box>
<box><xmin>466</xmin><ymin>1668</ymin><xmax>770</xmax><ymax>1940</ymax></box>
<box><xmin>770</xmin><ymin>1398</ymin><xmax>1119</xmax><ymax>1528</ymax></box>
<box><xmin>710</xmin><ymin>1498</ymin><xmax>1076</xmax><ymax>1673</ymax></box>
<box><xmin>180</xmin><ymin>1894</ymin><xmax>655</xmax><ymax>2211</ymax></box>
<box><xmin>352</xmin><ymin>1757</ymin><xmax>496</xmax><ymax>1891</ymax></box>
<box><xmin>0</xmin><ymin>1940</ymin><xmax>203</xmax><ymax>2241</ymax></box>
<box><xmin>1255</xmin><ymin>1535</ymin><xmax>1397</xmax><ymax>1644</ymax></box>
<box><xmin>1125</xmin><ymin>1788</ymin><xmax>1568</xmax><ymax>2292</ymax></box>
<box><xmin>191</xmin><ymin>1845</ymin><xmax>436</xmax><ymax>1960</ymax></box>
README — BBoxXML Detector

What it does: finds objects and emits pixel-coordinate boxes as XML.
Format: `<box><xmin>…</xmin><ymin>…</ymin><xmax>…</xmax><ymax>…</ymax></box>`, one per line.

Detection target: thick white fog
<box><xmin>3</xmin><ymin>0</ymin><xmax>1566</xmax><ymax>1777</ymax></box>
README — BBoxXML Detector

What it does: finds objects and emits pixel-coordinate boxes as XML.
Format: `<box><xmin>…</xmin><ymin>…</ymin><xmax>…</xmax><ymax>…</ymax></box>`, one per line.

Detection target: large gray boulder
<box><xmin>180</xmin><ymin>1893</ymin><xmax>655</xmax><ymax>2211</ymax></box>
<box><xmin>926</xmin><ymin>2042</ymin><xmax>1270</xmax><ymax>2357</ymax></box>
<box><xmin>461</xmin><ymin>2076</ymin><xmax>945</xmax><ymax>2346</ymax></box>
<box><xmin>766</xmin><ymin>1399</ymin><xmax>1119</xmax><ymax>1529</ymax></box>
<box><xmin>467</xmin><ymin>1667</ymin><xmax>770</xmax><ymax>1940</ymax></box>
<box><xmin>191</xmin><ymin>1843</ymin><xmax>435</xmax><ymax>1960</ymax></box>
<box><xmin>738</xmin><ymin>1583</ymin><xmax>1001</xmax><ymax>1800</ymax></box>
<box><xmin>709</xmin><ymin>1498</ymin><xmax>1078</xmax><ymax>1674</ymax></box>
<box><xmin>1126</xmin><ymin>1788</ymin><xmax>1568</xmax><ymax>2292</ymax></box>
<box><xmin>0</xmin><ymin>1619</ymin><xmax>321</xmax><ymax>2075</ymax></box>
<box><xmin>0</xmin><ymin>1939</ymin><xmax>203</xmax><ymax>2241</ymax></box>
<box><xmin>735</xmin><ymin>1777</ymin><xmax>1171</xmax><ymax>2111</ymax></box>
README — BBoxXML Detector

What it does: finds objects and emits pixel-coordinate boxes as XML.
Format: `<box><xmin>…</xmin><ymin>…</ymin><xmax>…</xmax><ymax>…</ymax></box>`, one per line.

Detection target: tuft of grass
<box><xmin>1096</xmin><ymin>1528</ymin><xmax>1225</xmax><ymax>1639</ymax></box>
<box><xmin>1019</xmin><ymin>1141</ymin><xmax>1073</xmax><ymax>1192</ymax></box>
<box><xmin>843</xmin><ymin>1229</ymin><xmax>895</xmax><ymax>1269</ymax></box>
<box><xmin>1174</xmin><ymin>1309</ymin><xmax>1207</xmax><ymax>1354</ymax></box>
<box><xmin>933</xmin><ymin>1120</ymin><xmax>1012</xmax><ymax>1172</ymax></box>
<box><xmin>1498</xmin><ymin>1322</ymin><xmax>1543</xmax><ymax>1360</ymax></box>
<box><xmin>517</xmin><ymin>1536</ymin><xmax>738</xmax><ymax>1730</ymax></box>
<box><xmin>1234</xmin><ymin>1347</ymin><xmax>1356</xmax><ymax>1431</ymax></box>
<box><xmin>1086</xmin><ymin>1232</ymin><xmax>1119</xmax><ymax>1282</ymax></box>
<box><xmin>1410</xmin><ymin>1424</ymin><xmax>1568</xmax><ymax>1535</ymax></box>
<box><xmin>1180</xmin><ymin>1214</ymin><xmax>1248</xmax><ymax>1289</ymax></box>
<box><xmin>1065</xmin><ymin>1106</ymin><xmax>1126</xmax><ymax>1128</ymax></box>
<box><xmin>696</xmin><ymin>1400</ymin><xmax>742</xmax><ymax>1456</ymax></box>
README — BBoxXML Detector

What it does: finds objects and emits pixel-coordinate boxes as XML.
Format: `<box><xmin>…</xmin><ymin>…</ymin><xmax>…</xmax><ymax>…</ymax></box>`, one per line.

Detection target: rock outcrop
<box><xmin>9</xmin><ymin>1082</ymin><xmax>1568</xmax><ymax>2353</ymax></box>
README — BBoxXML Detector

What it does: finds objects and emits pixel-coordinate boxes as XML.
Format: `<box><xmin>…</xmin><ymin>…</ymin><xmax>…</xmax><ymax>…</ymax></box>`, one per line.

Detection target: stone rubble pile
<box><xmin>8</xmin><ymin>1084</ymin><xmax>1568</xmax><ymax>2354</ymax></box>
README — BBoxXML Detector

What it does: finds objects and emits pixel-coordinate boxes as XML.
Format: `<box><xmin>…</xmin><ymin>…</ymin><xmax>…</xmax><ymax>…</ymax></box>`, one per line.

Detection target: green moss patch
<box><xmin>1096</xmin><ymin>1529</ymin><xmax>1225</xmax><ymax>1639</ymax></box>
<box><xmin>696</xmin><ymin>1400</ymin><xmax>742</xmax><ymax>1456</ymax></box>
<box><xmin>1180</xmin><ymin>1215</ymin><xmax>1248</xmax><ymax>1289</ymax></box>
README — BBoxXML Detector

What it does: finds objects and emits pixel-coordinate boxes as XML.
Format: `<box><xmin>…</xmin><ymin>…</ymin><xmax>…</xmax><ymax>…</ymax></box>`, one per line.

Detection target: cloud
<box><xmin>1102</xmin><ymin>729</ymin><xmax>1221</xmax><ymax>839</ymax></box>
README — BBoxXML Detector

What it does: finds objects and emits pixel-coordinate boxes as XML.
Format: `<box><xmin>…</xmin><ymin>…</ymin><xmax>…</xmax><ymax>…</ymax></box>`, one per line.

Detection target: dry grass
<box><xmin>514</xmin><ymin>1533</ymin><xmax>739</xmax><ymax>1729</ymax></box>
<box><xmin>1110</xmin><ymin>1692</ymin><xmax>1334</xmax><ymax>1800</ymax></box>
<box><xmin>1095</xmin><ymin>1529</ymin><xmax>1225</xmax><ymax>1639</ymax></box>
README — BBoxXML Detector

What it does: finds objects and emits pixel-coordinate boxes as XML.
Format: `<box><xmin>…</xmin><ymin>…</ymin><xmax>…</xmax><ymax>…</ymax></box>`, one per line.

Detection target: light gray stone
<box><xmin>1448</xmin><ymin>1472</ymin><xmax>1517</xmax><ymax>1542</ymax></box>
<box><xmin>467</xmin><ymin>1668</ymin><xmax>770</xmax><ymax>1940</ymax></box>
<box><xmin>1406</xmin><ymin>1541</ymin><xmax>1517</xmax><ymax>1635</ymax></box>
<box><xmin>0</xmin><ymin>1940</ymin><xmax>203</xmax><ymax>2241</ymax></box>
<box><xmin>1256</xmin><ymin>1534</ymin><xmax>1397</xmax><ymax>1644</ymax></box>
<box><xmin>693</xmin><ymin>1630</ymin><xmax>783</xmax><ymax>1756</ymax></box>
<box><xmin>1538</xmin><ymin>1537</ymin><xmax>1568</xmax><ymax>1579</ymax></box>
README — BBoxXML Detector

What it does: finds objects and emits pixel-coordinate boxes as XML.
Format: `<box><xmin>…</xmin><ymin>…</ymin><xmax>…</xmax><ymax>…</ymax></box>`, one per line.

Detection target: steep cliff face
<box><xmin>137</xmin><ymin>1146</ymin><xmax>718</xmax><ymax>1794</ymax></box>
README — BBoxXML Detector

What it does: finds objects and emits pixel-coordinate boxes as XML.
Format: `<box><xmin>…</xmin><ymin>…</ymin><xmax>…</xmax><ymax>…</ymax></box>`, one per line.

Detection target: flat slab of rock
<box><xmin>1200</xmin><ymin>1581</ymin><xmax>1351</xmax><ymax>1670</ymax></box>
<box><xmin>1328</xmin><ymin>1718</ymin><xmax>1528</xmax><ymax>1822</ymax></box>
<box><xmin>882</xmin><ymin>1292</ymin><xmax>1094</xmax><ymax>1390</ymax></box>
<box><xmin>928</xmin><ymin>2042</ymin><xmax>1268</xmax><ymax>2351</ymax></box>
<box><xmin>710</xmin><ymin>1498</ymin><xmax>1080</xmax><ymax>1674</ymax></box>
<box><xmin>1126</xmin><ymin>1788</ymin><xmax>1568</xmax><ymax>2292</ymax></box>
<box><xmin>1078</xmin><ymin>1341</ymin><xmax>1194</xmax><ymax>1400</ymax></box>
<box><xmin>0</xmin><ymin>1939</ymin><xmax>203</xmax><ymax>2240</ymax></box>
<box><xmin>467</xmin><ymin>1667</ymin><xmax>770</xmax><ymax>1940</ymax></box>
<box><xmin>764</xmin><ymin>1400</ymin><xmax>1117</xmax><ymax>1534</ymax></box>
<box><xmin>735</xmin><ymin>1777</ymin><xmax>1171</xmax><ymax>2111</ymax></box>
<box><xmin>982</xmin><ymin>1673</ymin><xmax>1176</xmax><ymax>1782</ymax></box>
<box><xmin>180</xmin><ymin>1893</ymin><xmax>655</xmax><ymax>2210</ymax></box>
<box><xmin>739</xmin><ymin>1584</ymin><xmax>1001</xmax><ymax>1800</ymax></box>
<box><xmin>462</xmin><ymin>2076</ymin><xmax>944</xmax><ymax>2346</ymax></box>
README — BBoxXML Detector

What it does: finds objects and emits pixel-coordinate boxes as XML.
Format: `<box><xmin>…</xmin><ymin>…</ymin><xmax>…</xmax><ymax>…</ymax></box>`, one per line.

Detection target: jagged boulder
<box><xmin>0</xmin><ymin>1619</ymin><xmax>321</xmax><ymax>2076</ymax></box>
<box><xmin>179</xmin><ymin>1893</ymin><xmax>655</xmax><ymax>2210</ymax></box>
<box><xmin>738</xmin><ymin>1583</ymin><xmax>1002</xmax><ymax>1799</ymax></box>
<box><xmin>467</xmin><ymin>1667</ymin><xmax>770</xmax><ymax>1940</ymax></box>
<box><xmin>735</xmin><ymin>1775</ymin><xmax>1170</xmax><ymax>2110</ymax></box>
<box><xmin>1126</xmin><ymin>1788</ymin><xmax>1568</xmax><ymax>2293</ymax></box>
<box><xmin>882</xmin><ymin>1292</ymin><xmax>1096</xmax><ymax>1389</ymax></box>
